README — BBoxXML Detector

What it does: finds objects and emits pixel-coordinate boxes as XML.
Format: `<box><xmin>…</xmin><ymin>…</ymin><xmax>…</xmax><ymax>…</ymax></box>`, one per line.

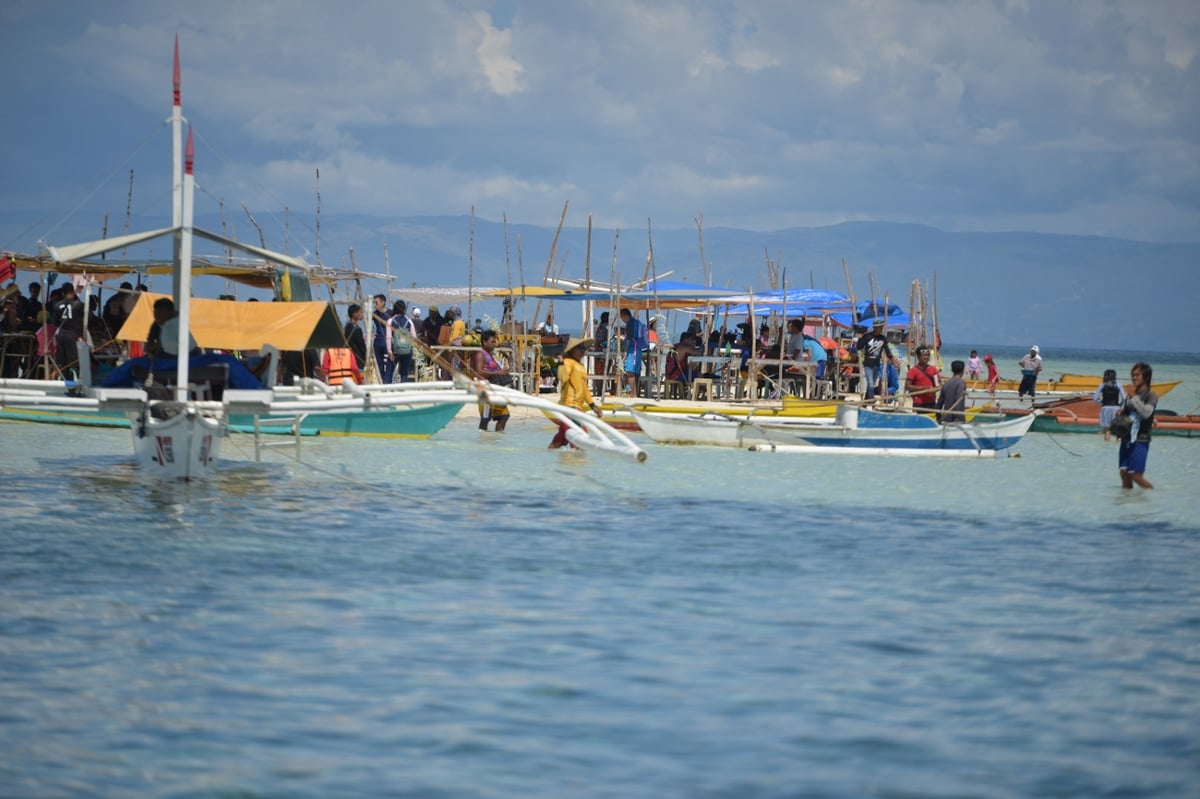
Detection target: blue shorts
<box><xmin>624</xmin><ymin>350</ymin><xmax>642</xmax><ymax>374</ymax></box>
<box><xmin>1119</xmin><ymin>439</ymin><xmax>1150</xmax><ymax>474</ymax></box>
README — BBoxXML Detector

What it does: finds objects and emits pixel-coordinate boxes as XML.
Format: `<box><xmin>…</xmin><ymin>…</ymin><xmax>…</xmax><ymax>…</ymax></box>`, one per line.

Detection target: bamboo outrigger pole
<box><xmin>467</xmin><ymin>206</ymin><xmax>475</xmax><ymax>324</ymax></box>
<box><xmin>501</xmin><ymin>212</ymin><xmax>524</xmax><ymax>390</ymax></box>
<box><xmin>532</xmin><ymin>200</ymin><xmax>569</xmax><ymax>333</ymax></box>
<box><xmin>599</xmin><ymin>227</ymin><xmax>621</xmax><ymax>403</ymax></box>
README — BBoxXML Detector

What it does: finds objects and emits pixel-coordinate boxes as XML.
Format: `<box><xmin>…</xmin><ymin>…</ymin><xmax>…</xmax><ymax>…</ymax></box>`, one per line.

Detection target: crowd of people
<box><xmin>2</xmin><ymin>281</ymin><xmax>1160</xmax><ymax>487</ymax></box>
<box><xmin>1</xmin><ymin>279</ymin><xmax>147</xmax><ymax>380</ymax></box>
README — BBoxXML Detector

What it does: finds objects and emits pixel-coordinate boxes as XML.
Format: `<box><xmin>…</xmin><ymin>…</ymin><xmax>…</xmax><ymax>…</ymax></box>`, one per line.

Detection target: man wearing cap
<box><xmin>1018</xmin><ymin>345</ymin><xmax>1042</xmax><ymax>399</ymax></box>
<box><xmin>855</xmin><ymin>319</ymin><xmax>896</xmax><ymax>400</ymax></box>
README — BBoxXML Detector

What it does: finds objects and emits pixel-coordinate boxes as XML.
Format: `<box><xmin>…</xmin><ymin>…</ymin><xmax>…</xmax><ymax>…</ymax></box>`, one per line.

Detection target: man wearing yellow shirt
<box><xmin>550</xmin><ymin>336</ymin><xmax>602</xmax><ymax>449</ymax></box>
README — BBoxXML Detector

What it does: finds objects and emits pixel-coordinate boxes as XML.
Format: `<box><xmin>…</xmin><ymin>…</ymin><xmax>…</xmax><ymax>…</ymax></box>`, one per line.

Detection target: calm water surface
<box><xmin>1</xmin><ymin>348</ymin><xmax>1198</xmax><ymax>798</ymax></box>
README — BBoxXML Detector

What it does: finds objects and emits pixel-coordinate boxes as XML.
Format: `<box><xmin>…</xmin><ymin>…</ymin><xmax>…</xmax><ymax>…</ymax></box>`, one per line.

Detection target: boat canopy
<box><xmin>483</xmin><ymin>279</ymin><xmax>737</xmax><ymax>311</ymax></box>
<box><xmin>828</xmin><ymin>300</ymin><xmax>910</xmax><ymax>329</ymax></box>
<box><xmin>712</xmin><ymin>288</ymin><xmax>853</xmax><ymax>317</ymax></box>
<box><xmin>117</xmin><ymin>293</ymin><xmax>346</xmax><ymax>351</ymax></box>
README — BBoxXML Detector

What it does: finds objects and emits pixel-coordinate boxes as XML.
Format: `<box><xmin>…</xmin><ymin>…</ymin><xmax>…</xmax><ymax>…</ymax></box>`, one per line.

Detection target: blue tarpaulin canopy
<box><xmin>829</xmin><ymin>300</ymin><xmax>910</xmax><ymax>329</ymax></box>
<box><xmin>708</xmin><ymin>288</ymin><xmax>853</xmax><ymax>317</ymax></box>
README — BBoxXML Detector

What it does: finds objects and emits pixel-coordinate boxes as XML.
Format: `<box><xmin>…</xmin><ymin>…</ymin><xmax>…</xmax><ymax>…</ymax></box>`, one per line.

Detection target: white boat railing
<box><xmin>461</xmin><ymin>377</ymin><xmax>648</xmax><ymax>463</ymax></box>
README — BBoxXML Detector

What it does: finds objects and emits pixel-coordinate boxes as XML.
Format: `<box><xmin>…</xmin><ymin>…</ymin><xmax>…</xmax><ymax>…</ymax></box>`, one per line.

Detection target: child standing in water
<box><xmin>1093</xmin><ymin>368</ymin><xmax>1127</xmax><ymax>442</ymax></box>
<box><xmin>984</xmin><ymin>354</ymin><xmax>1000</xmax><ymax>398</ymax></box>
<box><xmin>967</xmin><ymin>350</ymin><xmax>983</xmax><ymax>380</ymax></box>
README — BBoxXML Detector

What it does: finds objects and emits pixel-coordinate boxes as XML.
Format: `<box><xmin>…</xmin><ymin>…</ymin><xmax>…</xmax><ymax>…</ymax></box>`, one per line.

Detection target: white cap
<box><xmin>1031</xmin><ymin>345</ymin><xmax>1039</xmax><ymax>353</ymax></box>
<box><xmin>411</xmin><ymin>307</ymin><xmax>422</xmax><ymax>317</ymax></box>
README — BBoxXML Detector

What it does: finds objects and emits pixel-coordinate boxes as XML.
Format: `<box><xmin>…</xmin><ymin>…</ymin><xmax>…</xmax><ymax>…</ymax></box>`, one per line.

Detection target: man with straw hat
<box><xmin>549</xmin><ymin>336</ymin><xmax>601</xmax><ymax>449</ymax></box>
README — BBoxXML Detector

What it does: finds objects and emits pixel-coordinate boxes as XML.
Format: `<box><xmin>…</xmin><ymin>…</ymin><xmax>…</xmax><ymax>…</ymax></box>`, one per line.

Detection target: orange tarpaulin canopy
<box><xmin>116</xmin><ymin>294</ymin><xmax>346</xmax><ymax>351</ymax></box>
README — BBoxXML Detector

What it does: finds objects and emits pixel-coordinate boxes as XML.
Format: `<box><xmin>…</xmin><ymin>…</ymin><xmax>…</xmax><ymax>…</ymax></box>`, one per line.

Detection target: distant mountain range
<box><xmin>316</xmin><ymin>215</ymin><xmax>1200</xmax><ymax>353</ymax></box>
<box><xmin>5</xmin><ymin>212</ymin><xmax>1197</xmax><ymax>352</ymax></box>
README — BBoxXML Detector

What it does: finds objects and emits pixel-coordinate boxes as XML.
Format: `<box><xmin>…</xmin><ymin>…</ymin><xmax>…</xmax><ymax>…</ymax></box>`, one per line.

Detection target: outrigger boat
<box><xmin>999</xmin><ymin>396</ymin><xmax>1200</xmax><ymax>438</ymax></box>
<box><xmin>634</xmin><ymin>404</ymin><xmax>1035</xmax><ymax>457</ymax></box>
<box><xmin>0</xmin><ymin>40</ymin><xmax>647</xmax><ymax>477</ymax></box>
<box><xmin>965</xmin><ymin>375</ymin><xmax>1181</xmax><ymax>412</ymax></box>
<box><xmin>630</xmin><ymin>407</ymin><xmax>835</xmax><ymax>448</ymax></box>
<box><xmin>603</xmin><ymin>395</ymin><xmax>838</xmax><ymax>431</ymax></box>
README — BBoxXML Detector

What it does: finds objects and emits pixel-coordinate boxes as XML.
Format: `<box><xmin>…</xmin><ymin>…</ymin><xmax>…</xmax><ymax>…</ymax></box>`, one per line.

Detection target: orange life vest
<box><xmin>323</xmin><ymin>347</ymin><xmax>360</xmax><ymax>385</ymax></box>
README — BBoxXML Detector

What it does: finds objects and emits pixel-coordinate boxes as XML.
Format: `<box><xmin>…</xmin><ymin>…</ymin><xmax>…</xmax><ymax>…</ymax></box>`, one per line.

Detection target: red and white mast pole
<box><xmin>171</xmin><ymin>34</ymin><xmax>182</xmax><ymax>230</ymax></box>
<box><xmin>174</xmin><ymin>127</ymin><xmax>195</xmax><ymax>401</ymax></box>
<box><xmin>170</xmin><ymin>35</ymin><xmax>185</xmax><ymax>313</ymax></box>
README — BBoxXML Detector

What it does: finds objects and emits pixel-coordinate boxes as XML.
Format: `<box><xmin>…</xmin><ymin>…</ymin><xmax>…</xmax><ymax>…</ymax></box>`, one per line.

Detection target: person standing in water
<box><xmin>549</xmin><ymin>336</ymin><xmax>601</xmax><ymax>449</ymax></box>
<box><xmin>471</xmin><ymin>330</ymin><xmax>511</xmax><ymax>432</ymax></box>
<box><xmin>1093</xmin><ymin>368</ymin><xmax>1127</xmax><ymax>442</ymax></box>
<box><xmin>1115</xmin><ymin>362</ymin><xmax>1157</xmax><ymax>490</ymax></box>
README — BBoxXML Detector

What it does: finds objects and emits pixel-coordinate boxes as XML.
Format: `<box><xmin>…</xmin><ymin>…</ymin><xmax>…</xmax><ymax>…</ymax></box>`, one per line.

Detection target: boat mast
<box><xmin>174</xmin><ymin>127</ymin><xmax>196</xmax><ymax>401</ymax></box>
<box><xmin>171</xmin><ymin>35</ymin><xmax>184</xmax><ymax>311</ymax></box>
<box><xmin>169</xmin><ymin>38</ymin><xmax>193</xmax><ymax>401</ymax></box>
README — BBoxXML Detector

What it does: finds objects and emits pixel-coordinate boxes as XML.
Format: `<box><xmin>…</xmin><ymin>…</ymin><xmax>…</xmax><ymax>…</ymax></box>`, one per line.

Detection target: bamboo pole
<box><xmin>646</xmin><ymin>218</ymin><xmax>663</xmax><ymax>398</ymax></box>
<box><xmin>123</xmin><ymin>169</ymin><xmax>134</xmax><ymax>256</ymax></box>
<box><xmin>584</xmin><ymin>212</ymin><xmax>593</xmax><ymax>337</ymax></box>
<box><xmin>501</xmin><ymin>212</ymin><xmax>523</xmax><ymax>390</ymax></box>
<box><xmin>532</xmin><ymin>200</ymin><xmax>569</xmax><ymax>333</ymax></box>
<box><xmin>600</xmin><ymin>228</ymin><xmax>621</xmax><ymax>402</ymax></box>
<box><xmin>777</xmin><ymin>267</ymin><xmax>787</xmax><ymax>393</ymax></box>
<box><xmin>467</xmin><ymin>206</ymin><xmax>475</xmax><ymax>324</ymax></box>
<box><xmin>349</xmin><ymin>246</ymin><xmax>379</xmax><ymax>385</ymax></box>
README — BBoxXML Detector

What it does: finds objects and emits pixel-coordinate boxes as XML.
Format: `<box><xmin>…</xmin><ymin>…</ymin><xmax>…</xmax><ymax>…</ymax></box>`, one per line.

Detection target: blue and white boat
<box><xmin>747</xmin><ymin>405</ymin><xmax>1036</xmax><ymax>456</ymax></box>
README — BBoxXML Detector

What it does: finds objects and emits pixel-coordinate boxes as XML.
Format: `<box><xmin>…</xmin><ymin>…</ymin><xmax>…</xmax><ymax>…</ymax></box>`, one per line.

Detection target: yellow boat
<box><xmin>965</xmin><ymin>374</ymin><xmax>1181</xmax><ymax>399</ymax></box>
<box><xmin>599</xmin><ymin>395</ymin><xmax>837</xmax><ymax>430</ymax></box>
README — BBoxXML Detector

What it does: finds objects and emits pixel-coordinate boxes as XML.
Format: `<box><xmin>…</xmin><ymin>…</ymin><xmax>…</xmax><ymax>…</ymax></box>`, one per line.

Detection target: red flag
<box><xmin>0</xmin><ymin>254</ymin><xmax>15</xmax><ymax>284</ymax></box>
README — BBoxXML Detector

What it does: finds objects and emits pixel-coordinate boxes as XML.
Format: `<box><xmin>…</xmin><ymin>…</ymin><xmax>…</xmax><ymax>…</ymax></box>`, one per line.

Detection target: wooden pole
<box><xmin>467</xmin><ymin>206</ymin><xmax>475</xmax><ymax>324</ymax></box>
<box><xmin>123</xmin><ymin>169</ymin><xmax>134</xmax><ymax>256</ymax></box>
<box><xmin>532</xmin><ymin>200</ymin><xmax>569</xmax><ymax>333</ymax></box>
<box><xmin>583</xmin><ymin>213</ymin><xmax>593</xmax><ymax>335</ymax></box>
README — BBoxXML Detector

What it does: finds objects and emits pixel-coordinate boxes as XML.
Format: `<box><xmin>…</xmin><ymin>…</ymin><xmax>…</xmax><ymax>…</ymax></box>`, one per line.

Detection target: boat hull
<box><xmin>247</xmin><ymin>402</ymin><xmax>465</xmax><ymax>438</ymax></box>
<box><xmin>608</xmin><ymin>397</ymin><xmax>837</xmax><ymax>431</ymax></box>
<box><xmin>966</xmin><ymin>376</ymin><xmax>1180</xmax><ymax>399</ymax></box>
<box><xmin>130</xmin><ymin>404</ymin><xmax>225</xmax><ymax>480</ymax></box>
<box><xmin>1027</xmin><ymin>412</ymin><xmax>1200</xmax><ymax>438</ymax></box>
<box><xmin>755</xmin><ymin>408</ymin><xmax>1036</xmax><ymax>451</ymax></box>
<box><xmin>0</xmin><ymin>400</ymin><xmax>461</xmax><ymax>438</ymax></box>
<box><xmin>630</xmin><ymin>410</ymin><xmax>781</xmax><ymax>447</ymax></box>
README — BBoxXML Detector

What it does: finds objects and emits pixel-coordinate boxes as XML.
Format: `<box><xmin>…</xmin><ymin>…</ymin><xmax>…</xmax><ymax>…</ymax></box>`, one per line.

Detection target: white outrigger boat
<box><xmin>630</xmin><ymin>408</ymin><xmax>836</xmax><ymax>448</ymax></box>
<box><xmin>633</xmin><ymin>404</ymin><xmax>1035</xmax><ymax>457</ymax></box>
<box><xmin>0</xmin><ymin>40</ymin><xmax>646</xmax><ymax>478</ymax></box>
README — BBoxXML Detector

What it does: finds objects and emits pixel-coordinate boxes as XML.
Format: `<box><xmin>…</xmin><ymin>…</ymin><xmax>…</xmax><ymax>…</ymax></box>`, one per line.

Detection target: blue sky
<box><xmin>1</xmin><ymin>0</ymin><xmax>1197</xmax><ymax>259</ymax></box>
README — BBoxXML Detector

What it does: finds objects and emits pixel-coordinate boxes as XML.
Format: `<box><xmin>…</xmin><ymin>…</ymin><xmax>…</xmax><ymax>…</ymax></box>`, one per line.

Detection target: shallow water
<box><xmin>1</xmin><ymin>348</ymin><xmax>1198</xmax><ymax>797</ymax></box>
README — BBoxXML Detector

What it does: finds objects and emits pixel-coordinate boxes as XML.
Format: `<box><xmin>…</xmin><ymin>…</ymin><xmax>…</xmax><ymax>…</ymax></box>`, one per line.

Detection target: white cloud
<box><xmin>2</xmin><ymin>0</ymin><xmax>1198</xmax><ymax>246</ymax></box>
<box><xmin>471</xmin><ymin>11</ymin><xmax>527</xmax><ymax>96</ymax></box>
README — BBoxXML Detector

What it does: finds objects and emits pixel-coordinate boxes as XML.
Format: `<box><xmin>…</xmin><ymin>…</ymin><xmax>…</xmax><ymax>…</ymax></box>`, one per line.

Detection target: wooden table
<box><xmin>687</xmin><ymin>354</ymin><xmax>742</xmax><ymax>399</ymax></box>
<box><xmin>750</xmin><ymin>358</ymin><xmax>817</xmax><ymax>398</ymax></box>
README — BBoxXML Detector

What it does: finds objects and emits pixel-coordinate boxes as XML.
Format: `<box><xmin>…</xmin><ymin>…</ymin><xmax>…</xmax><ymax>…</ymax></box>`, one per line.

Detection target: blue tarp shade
<box><xmin>714</xmin><ymin>288</ymin><xmax>852</xmax><ymax>317</ymax></box>
<box><xmin>828</xmin><ymin>300</ymin><xmax>910</xmax><ymax>329</ymax></box>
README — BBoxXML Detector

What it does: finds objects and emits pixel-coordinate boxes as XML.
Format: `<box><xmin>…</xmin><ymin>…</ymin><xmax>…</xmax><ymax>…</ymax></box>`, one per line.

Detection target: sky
<box><xmin>1</xmin><ymin>0</ymin><xmax>1198</xmax><ymax>262</ymax></box>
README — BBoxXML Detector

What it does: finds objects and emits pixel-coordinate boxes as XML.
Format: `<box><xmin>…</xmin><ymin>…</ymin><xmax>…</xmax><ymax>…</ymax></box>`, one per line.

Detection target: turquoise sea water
<box><xmin>2</xmin><ymin>347</ymin><xmax>1199</xmax><ymax>798</ymax></box>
